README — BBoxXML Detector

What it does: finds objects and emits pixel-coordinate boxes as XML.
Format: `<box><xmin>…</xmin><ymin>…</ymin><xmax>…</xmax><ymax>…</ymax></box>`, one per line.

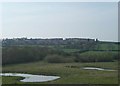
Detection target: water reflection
<box><xmin>0</xmin><ymin>73</ymin><xmax>60</xmax><ymax>82</ymax></box>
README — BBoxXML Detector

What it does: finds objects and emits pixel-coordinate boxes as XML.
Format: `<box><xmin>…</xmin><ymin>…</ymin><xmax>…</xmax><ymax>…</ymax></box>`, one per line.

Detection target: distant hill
<box><xmin>2</xmin><ymin>38</ymin><xmax>95</xmax><ymax>45</ymax></box>
<box><xmin>2</xmin><ymin>38</ymin><xmax>119</xmax><ymax>51</ymax></box>
<box><xmin>93</xmin><ymin>41</ymin><xmax>119</xmax><ymax>51</ymax></box>
<box><xmin>2</xmin><ymin>38</ymin><xmax>119</xmax><ymax>65</ymax></box>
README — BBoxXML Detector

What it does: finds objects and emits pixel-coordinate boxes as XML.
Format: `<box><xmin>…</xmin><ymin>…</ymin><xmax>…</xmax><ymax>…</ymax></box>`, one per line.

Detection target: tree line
<box><xmin>2</xmin><ymin>46</ymin><xmax>119</xmax><ymax>65</ymax></box>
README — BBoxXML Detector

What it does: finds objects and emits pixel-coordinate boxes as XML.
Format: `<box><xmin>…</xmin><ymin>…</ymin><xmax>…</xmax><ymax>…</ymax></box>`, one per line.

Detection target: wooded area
<box><xmin>2</xmin><ymin>38</ymin><xmax>119</xmax><ymax>65</ymax></box>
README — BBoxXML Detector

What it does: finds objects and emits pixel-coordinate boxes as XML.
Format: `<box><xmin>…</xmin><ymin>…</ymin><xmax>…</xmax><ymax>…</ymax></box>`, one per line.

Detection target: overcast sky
<box><xmin>2</xmin><ymin>2</ymin><xmax>118</xmax><ymax>42</ymax></box>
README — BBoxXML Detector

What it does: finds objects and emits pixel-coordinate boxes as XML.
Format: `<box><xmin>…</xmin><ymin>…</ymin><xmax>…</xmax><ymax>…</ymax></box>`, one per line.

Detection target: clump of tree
<box><xmin>2</xmin><ymin>46</ymin><xmax>65</xmax><ymax>65</ymax></box>
<box><xmin>75</xmin><ymin>51</ymin><xmax>118</xmax><ymax>62</ymax></box>
<box><xmin>45</xmin><ymin>54</ymin><xmax>75</xmax><ymax>63</ymax></box>
<box><xmin>2</xmin><ymin>46</ymin><xmax>119</xmax><ymax>65</ymax></box>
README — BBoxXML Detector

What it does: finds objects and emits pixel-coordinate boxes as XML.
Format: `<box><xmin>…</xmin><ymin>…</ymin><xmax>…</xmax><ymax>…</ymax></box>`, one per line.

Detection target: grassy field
<box><xmin>61</xmin><ymin>49</ymin><xmax>80</xmax><ymax>53</ymax></box>
<box><xmin>80</xmin><ymin>51</ymin><xmax>118</xmax><ymax>59</ymax></box>
<box><xmin>94</xmin><ymin>42</ymin><xmax>119</xmax><ymax>51</ymax></box>
<box><xmin>2</xmin><ymin>61</ymin><xmax>118</xmax><ymax>84</ymax></box>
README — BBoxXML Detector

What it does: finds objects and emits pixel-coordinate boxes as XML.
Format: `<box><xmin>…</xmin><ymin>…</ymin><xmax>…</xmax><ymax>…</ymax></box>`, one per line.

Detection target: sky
<box><xmin>1</xmin><ymin>2</ymin><xmax>118</xmax><ymax>42</ymax></box>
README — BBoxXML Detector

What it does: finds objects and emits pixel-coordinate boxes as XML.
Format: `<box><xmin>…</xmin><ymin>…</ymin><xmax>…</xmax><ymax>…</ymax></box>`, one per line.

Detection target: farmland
<box><xmin>1</xmin><ymin>38</ymin><xmax>119</xmax><ymax>85</ymax></box>
<box><xmin>2</xmin><ymin>61</ymin><xmax>118</xmax><ymax>84</ymax></box>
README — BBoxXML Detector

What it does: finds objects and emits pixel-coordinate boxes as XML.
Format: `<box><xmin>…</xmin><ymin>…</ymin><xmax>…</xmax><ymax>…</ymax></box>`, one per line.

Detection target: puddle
<box><xmin>0</xmin><ymin>73</ymin><xmax>60</xmax><ymax>82</ymax></box>
<box><xmin>82</xmin><ymin>67</ymin><xmax>117</xmax><ymax>71</ymax></box>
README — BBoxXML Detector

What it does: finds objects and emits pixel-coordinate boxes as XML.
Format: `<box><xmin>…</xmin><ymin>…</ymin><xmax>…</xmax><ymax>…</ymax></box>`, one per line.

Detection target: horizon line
<box><xmin>1</xmin><ymin>37</ymin><xmax>119</xmax><ymax>42</ymax></box>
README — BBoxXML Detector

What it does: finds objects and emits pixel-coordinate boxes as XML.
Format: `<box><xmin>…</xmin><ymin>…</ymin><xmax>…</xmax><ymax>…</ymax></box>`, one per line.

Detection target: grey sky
<box><xmin>2</xmin><ymin>2</ymin><xmax>118</xmax><ymax>42</ymax></box>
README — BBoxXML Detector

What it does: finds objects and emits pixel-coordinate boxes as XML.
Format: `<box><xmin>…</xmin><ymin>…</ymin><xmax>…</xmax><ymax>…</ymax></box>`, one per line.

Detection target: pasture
<box><xmin>2</xmin><ymin>61</ymin><xmax>118</xmax><ymax>84</ymax></box>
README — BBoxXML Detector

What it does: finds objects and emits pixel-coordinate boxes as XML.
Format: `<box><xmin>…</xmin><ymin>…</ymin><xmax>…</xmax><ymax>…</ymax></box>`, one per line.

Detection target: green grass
<box><xmin>2</xmin><ymin>61</ymin><xmax>118</xmax><ymax>84</ymax></box>
<box><xmin>61</xmin><ymin>49</ymin><xmax>80</xmax><ymax>53</ymax></box>
<box><xmin>94</xmin><ymin>43</ymin><xmax>119</xmax><ymax>50</ymax></box>
<box><xmin>2</xmin><ymin>76</ymin><xmax>23</xmax><ymax>84</ymax></box>
<box><xmin>80</xmin><ymin>51</ymin><xmax>118</xmax><ymax>57</ymax></box>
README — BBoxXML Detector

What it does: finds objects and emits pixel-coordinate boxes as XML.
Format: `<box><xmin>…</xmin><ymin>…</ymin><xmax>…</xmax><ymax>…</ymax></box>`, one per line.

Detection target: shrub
<box><xmin>75</xmin><ymin>51</ymin><xmax>118</xmax><ymax>62</ymax></box>
<box><xmin>2</xmin><ymin>46</ymin><xmax>65</xmax><ymax>65</ymax></box>
<box><xmin>45</xmin><ymin>54</ymin><xmax>74</xmax><ymax>63</ymax></box>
